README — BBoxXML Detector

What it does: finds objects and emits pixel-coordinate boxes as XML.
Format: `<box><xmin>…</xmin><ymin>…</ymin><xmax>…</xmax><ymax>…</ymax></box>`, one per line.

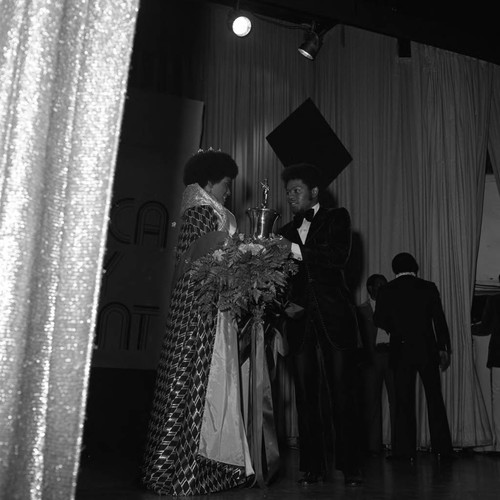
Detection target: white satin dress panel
<box><xmin>198</xmin><ymin>208</ymin><xmax>254</xmax><ymax>476</ymax></box>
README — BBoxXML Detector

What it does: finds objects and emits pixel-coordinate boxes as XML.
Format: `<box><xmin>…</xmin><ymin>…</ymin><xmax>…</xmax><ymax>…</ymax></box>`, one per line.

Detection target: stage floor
<box><xmin>76</xmin><ymin>447</ymin><xmax>500</xmax><ymax>500</ymax></box>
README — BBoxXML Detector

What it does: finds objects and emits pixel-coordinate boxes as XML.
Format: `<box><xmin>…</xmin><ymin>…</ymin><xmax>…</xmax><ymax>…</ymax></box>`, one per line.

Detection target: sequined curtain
<box><xmin>0</xmin><ymin>1</ymin><xmax>138</xmax><ymax>499</ymax></box>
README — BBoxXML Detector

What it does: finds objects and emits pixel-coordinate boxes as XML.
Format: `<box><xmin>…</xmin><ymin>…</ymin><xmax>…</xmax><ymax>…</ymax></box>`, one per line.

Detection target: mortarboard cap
<box><xmin>266</xmin><ymin>98</ymin><xmax>352</xmax><ymax>187</ymax></box>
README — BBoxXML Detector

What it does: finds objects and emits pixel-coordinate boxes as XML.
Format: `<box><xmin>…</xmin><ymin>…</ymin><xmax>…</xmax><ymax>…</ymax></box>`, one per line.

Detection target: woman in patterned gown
<box><xmin>142</xmin><ymin>149</ymin><xmax>254</xmax><ymax>495</ymax></box>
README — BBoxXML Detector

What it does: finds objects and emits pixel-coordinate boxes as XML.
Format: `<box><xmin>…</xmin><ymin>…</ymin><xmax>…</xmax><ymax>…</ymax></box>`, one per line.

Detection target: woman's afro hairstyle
<box><xmin>183</xmin><ymin>150</ymin><xmax>238</xmax><ymax>187</ymax></box>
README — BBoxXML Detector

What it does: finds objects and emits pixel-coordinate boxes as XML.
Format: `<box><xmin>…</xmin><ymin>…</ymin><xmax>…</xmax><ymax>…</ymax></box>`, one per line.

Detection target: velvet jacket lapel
<box><xmin>280</xmin><ymin>206</ymin><xmax>327</xmax><ymax>246</ymax></box>
<box><xmin>304</xmin><ymin>206</ymin><xmax>327</xmax><ymax>244</ymax></box>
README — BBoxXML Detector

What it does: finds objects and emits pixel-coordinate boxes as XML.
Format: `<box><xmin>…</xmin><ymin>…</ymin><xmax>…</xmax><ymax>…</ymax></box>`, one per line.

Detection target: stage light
<box><xmin>227</xmin><ymin>10</ymin><xmax>252</xmax><ymax>37</ymax></box>
<box><xmin>298</xmin><ymin>22</ymin><xmax>336</xmax><ymax>61</ymax></box>
<box><xmin>298</xmin><ymin>30</ymin><xmax>321</xmax><ymax>60</ymax></box>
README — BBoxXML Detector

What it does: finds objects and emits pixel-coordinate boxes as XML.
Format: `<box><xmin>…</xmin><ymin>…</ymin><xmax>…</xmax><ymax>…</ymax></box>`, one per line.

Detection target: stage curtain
<box><xmin>0</xmin><ymin>1</ymin><xmax>138</xmax><ymax>499</ymax></box>
<box><xmin>398</xmin><ymin>45</ymin><xmax>492</xmax><ymax>448</ymax></box>
<box><xmin>198</xmin><ymin>4</ymin><xmax>498</xmax><ymax>448</ymax></box>
<box><xmin>319</xmin><ymin>30</ymin><xmax>495</xmax><ymax>448</ymax></box>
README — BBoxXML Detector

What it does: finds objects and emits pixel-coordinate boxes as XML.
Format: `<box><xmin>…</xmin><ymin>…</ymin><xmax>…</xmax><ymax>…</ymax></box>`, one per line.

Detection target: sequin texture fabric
<box><xmin>0</xmin><ymin>1</ymin><xmax>139</xmax><ymax>499</ymax></box>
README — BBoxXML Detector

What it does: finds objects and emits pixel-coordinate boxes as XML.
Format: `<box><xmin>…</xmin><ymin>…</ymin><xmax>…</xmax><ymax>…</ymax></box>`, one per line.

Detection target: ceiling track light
<box><xmin>227</xmin><ymin>2</ymin><xmax>252</xmax><ymax>37</ymax></box>
<box><xmin>298</xmin><ymin>29</ymin><xmax>321</xmax><ymax>60</ymax></box>
<box><xmin>298</xmin><ymin>21</ymin><xmax>336</xmax><ymax>60</ymax></box>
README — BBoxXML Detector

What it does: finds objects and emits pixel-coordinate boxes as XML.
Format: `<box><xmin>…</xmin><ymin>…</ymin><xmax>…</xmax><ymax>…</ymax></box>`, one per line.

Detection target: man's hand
<box><xmin>439</xmin><ymin>350</ymin><xmax>451</xmax><ymax>371</ymax></box>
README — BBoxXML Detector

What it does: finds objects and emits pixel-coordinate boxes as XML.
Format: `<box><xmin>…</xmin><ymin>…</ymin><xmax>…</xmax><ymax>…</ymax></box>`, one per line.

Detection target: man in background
<box><xmin>358</xmin><ymin>274</ymin><xmax>395</xmax><ymax>456</ymax></box>
<box><xmin>373</xmin><ymin>252</ymin><xmax>453</xmax><ymax>461</ymax></box>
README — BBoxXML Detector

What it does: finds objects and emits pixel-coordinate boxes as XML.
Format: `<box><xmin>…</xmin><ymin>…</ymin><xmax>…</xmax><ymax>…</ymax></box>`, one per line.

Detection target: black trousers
<box><xmin>392</xmin><ymin>356</ymin><xmax>452</xmax><ymax>457</ymax></box>
<box><xmin>291</xmin><ymin>330</ymin><xmax>361</xmax><ymax>476</ymax></box>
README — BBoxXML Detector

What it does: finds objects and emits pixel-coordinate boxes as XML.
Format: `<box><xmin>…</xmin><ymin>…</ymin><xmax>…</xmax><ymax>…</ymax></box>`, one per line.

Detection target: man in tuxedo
<box><xmin>373</xmin><ymin>252</ymin><xmax>453</xmax><ymax>461</ymax></box>
<box><xmin>278</xmin><ymin>163</ymin><xmax>362</xmax><ymax>487</ymax></box>
<box><xmin>357</xmin><ymin>274</ymin><xmax>395</xmax><ymax>456</ymax></box>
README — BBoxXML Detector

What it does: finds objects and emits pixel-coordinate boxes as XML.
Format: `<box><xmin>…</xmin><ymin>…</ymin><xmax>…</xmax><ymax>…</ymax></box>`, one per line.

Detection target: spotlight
<box><xmin>227</xmin><ymin>9</ymin><xmax>252</xmax><ymax>37</ymax></box>
<box><xmin>298</xmin><ymin>21</ymin><xmax>336</xmax><ymax>60</ymax></box>
<box><xmin>298</xmin><ymin>30</ymin><xmax>321</xmax><ymax>60</ymax></box>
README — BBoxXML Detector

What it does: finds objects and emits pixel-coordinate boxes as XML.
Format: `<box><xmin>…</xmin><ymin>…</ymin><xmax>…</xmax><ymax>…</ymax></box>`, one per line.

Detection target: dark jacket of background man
<box><xmin>373</xmin><ymin>252</ymin><xmax>453</xmax><ymax>459</ymax></box>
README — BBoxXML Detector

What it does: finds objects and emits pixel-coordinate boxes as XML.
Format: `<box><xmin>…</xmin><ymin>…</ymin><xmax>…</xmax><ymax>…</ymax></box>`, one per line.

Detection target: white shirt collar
<box><xmin>395</xmin><ymin>272</ymin><xmax>416</xmax><ymax>278</ymax></box>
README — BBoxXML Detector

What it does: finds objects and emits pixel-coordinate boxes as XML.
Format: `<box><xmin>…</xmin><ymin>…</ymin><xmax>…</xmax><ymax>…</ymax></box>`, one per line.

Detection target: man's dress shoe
<box><xmin>297</xmin><ymin>472</ymin><xmax>323</xmax><ymax>485</ymax></box>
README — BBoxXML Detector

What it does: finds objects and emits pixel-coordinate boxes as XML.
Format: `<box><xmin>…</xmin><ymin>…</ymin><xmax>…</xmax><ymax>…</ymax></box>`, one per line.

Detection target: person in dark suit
<box><xmin>373</xmin><ymin>252</ymin><xmax>453</xmax><ymax>461</ymax></box>
<box><xmin>357</xmin><ymin>273</ymin><xmax>396</xmax><ymax>456</ymax></box>
<box><xmin>278</xmin><ymin>163</ymin><xmax>362</xmax><ymax>487</ymax></box>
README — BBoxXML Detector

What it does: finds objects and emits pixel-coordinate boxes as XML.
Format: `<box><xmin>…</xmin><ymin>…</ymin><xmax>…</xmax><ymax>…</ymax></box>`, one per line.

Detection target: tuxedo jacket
<box><xmin>278</xmin><ymin>207</ymin><xmax>359</xmax><ymax>353</ymax></box>
<box><xmin>373</xmin><ymin>275</ymin><xmax>451</xmax><ymax>365</ymax></box>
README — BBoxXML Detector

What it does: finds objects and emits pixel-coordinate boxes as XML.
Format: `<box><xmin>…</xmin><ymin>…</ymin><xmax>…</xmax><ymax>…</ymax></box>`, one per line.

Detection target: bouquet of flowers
<box><xmin>190</xmin><ymin>233</ymin><xmax>298</xmax><ymax>323</ymax></box>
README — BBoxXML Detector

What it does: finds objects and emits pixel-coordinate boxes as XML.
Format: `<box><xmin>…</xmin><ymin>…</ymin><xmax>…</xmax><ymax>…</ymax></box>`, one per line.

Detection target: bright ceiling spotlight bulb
<box><xmin>232</xmin><ymin>14</ymin><xmax>252</xmax><ymax>37</ymax></box>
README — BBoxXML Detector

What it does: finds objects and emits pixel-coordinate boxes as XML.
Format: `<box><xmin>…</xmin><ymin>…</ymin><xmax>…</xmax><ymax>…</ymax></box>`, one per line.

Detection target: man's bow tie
<box><xmin>294</xmin><ymin>208</ymin><xmax>315</xmax><ymax>228</ymax></box>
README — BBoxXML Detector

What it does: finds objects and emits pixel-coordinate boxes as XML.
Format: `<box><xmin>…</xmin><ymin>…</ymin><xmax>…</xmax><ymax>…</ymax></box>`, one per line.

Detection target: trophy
<box><xmin>246</xmin><ymin>179</ymin><xmax>280</xmax><ymax>239</ymax></box>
